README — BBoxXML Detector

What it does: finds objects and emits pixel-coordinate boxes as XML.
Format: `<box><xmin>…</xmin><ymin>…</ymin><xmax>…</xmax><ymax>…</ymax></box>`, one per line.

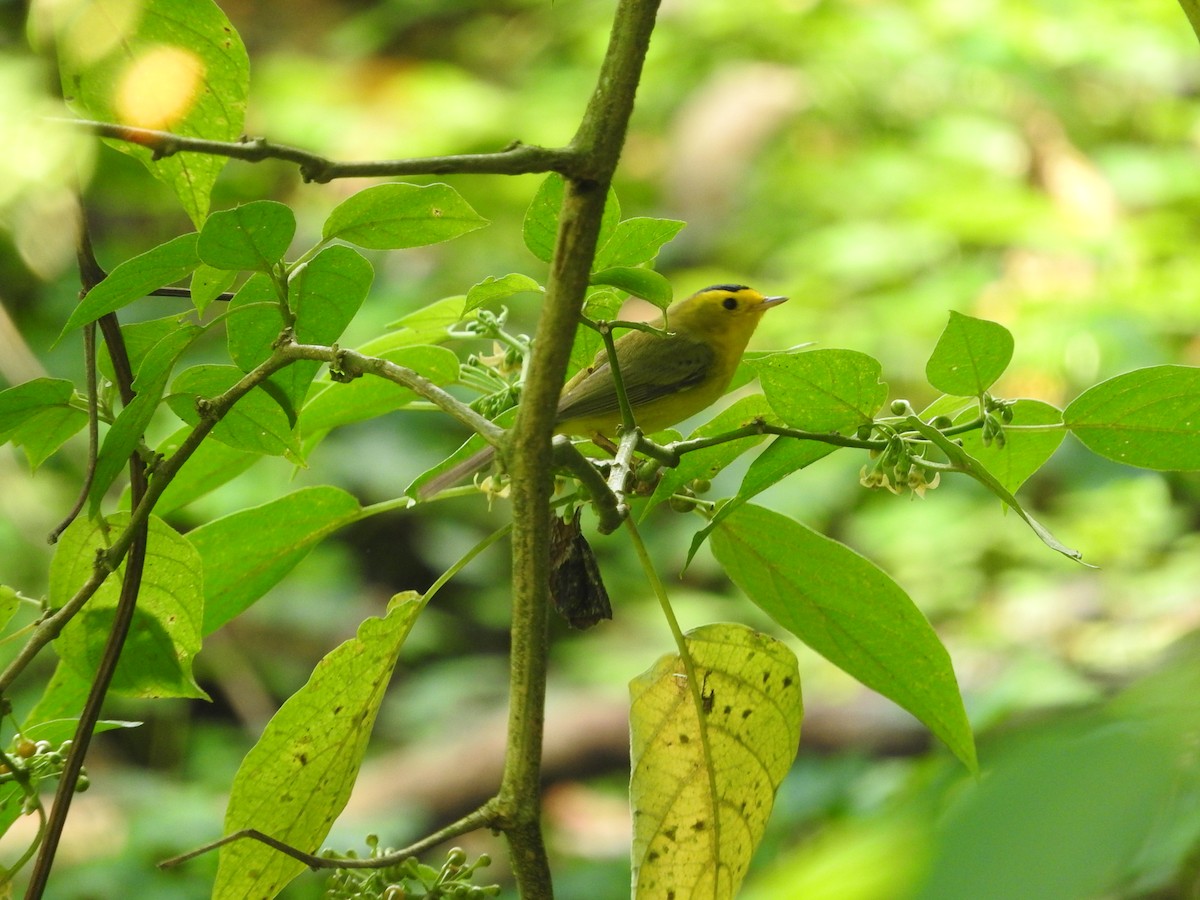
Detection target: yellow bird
<box><xmin>421</xmin><ymin>284</ymin><xmax>787</xmax><ymax>497</ymax></box>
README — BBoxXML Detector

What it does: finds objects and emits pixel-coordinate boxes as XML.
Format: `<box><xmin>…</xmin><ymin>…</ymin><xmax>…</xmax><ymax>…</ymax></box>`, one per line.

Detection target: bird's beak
<box><xmin>762</xmin><ymin>295</ymin><xmax>788</xmax><ymax>308</ymax></box>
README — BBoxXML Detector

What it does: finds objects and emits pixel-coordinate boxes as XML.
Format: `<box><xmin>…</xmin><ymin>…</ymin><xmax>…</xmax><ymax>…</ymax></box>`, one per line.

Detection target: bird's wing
<box><xmin>556</xmin><ymin>331</ymin><xmax>716</xmax><ymax>422</ymax></box>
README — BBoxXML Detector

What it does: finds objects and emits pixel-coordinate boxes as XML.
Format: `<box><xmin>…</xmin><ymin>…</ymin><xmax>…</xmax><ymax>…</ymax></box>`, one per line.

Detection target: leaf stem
<box><xmin>597</xmin><ymin>322</ymin><xmax>637</xmax><ymax>434</ymax></box>
<box><xmin>421</xmin><ymin>523</ymin><xmax>511</xmax><ymax>606</ymax></box>
<box><xmin>623</xmin><ymin>515</ymin><xmax>721</xmax><ymax>871</ymax></box>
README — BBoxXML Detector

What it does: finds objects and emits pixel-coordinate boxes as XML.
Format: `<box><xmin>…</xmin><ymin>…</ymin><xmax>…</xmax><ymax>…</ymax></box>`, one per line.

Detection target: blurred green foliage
<box><xmin>3</xmin><ymin>0</ymin><xmax>1200</xmax><ymax>896</ymax></box>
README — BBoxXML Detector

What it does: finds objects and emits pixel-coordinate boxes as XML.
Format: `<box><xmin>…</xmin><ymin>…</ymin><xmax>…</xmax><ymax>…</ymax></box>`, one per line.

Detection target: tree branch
<box><xmin>281</xmin><ymin>341</ymin><xmax>504</xmax><ymax>447</ymax></box>
<box><xmin>51</xmin><ymin>118</ymin><xmax>580</xmax><ymax>184</ymax></box>
<box><xmin>497</xmin><ymin>0</ymin><xmax>662</xmax><ymax>895</ymax></box>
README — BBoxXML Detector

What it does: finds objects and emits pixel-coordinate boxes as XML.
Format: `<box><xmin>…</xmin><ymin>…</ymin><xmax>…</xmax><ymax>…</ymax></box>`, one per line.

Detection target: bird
<box><xmin>419</xmin><ymin>284</ymin><xmax>787</xmax><ymax>498</ymax></box>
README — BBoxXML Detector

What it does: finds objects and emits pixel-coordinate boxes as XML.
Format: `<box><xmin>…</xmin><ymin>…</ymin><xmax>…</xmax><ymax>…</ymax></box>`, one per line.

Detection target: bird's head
<box><xmin>666</xmin><ymin>284</ymin><xmax>788</xmax><ymax>340</ymax></box>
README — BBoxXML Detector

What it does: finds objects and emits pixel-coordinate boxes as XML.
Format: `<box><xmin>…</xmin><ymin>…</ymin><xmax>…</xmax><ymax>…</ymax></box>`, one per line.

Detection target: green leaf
<box><xmin>738</xmin><ymin>437</ymin><xmax>839</xmax><ymax>503</ymax></box>
<box><xmin>522</xmin><ymin>173</ymin><xmax>619</xmax><ymax>263</ymax></box>
<box><xmin>646</xmin><ymin>394</ymin><xmax>775</xmax><ymax>514</ymax></box>
<box><xmin>590</xmin><ymin>266</ymin><xmax>673</xmax><ymax>310</ymax></box>
<box><xmin>256</xmin><ymin>245</ymin><xmax>376</xmax><ymax>414</ymax></box>
<box><xmin>90</xmin><ymin>324</ymin><xmax>203</xmax><ymax>511</ymax></box>
<box><xmin>958</xmin><ymin>400</ymin><xmax>1065</xmax><ymax>495</ymax></box>
<box><xmin>213</xmin><ymin>593</ymin><xmax>421</xmax><ymax>900</ymax></box>
<box><xmin>0</xmin><ymin>785</ymin><xmax>23</xmax><ymax>839</ymax></box>
<box><xmin>0</xmin><ymin>378</ymin><xmax>75</xmax><ymax>439</ymax></box>
<box><xmin>907</xmin><ymin>417</ymin><xmax>1082</xmax><ymax>560</ymax></box>
<box><xmin>711</xmin><ymin>504</ymin><xmax>977</xmax><ymax>771</ymax></box>
<box><xmin>167</xmin><ymin>364</ymin><xmax>298</xmax><ymax>456</ymax></box>
<box><xmin>683</xmin><ymin>438</ymin><xmax>843</xmax><ymax>570</ymax></box>
<box><xmin>189</xmin><ymin>264</ymin><xmax>237</xmax><ymax>315</ymax></box>
<box><xmin>464</xmin><ymin>273</ymin><xmax>542</xmax><ymax>312</ymax></box>
<box><xmin>130</xmin><ymin>321</ymin><xmax>206</xmax><ymax>406</ymax></box>
<box><xmin>380</xmin><ymin>296</ymin><xmax>471</xmax><ymax>347</ymax></box>
<box><xmin>322</xmin><ymin>183</ymin><xmax>487</xmax><ymax>250</ymax></box>
<box><xmin>23</xmin><ymin>718</ymin><xmax>140</xmax><ymax>747</ymax></box>
<box><xmin>630</xmin><ymin>623</ymin><xmax>803</xmax><ymax>899</ymax></box>
<box><xmin>523</xmin><ymin>174</ymin><xmax>565</xmax><ymax>263</ymax></box>
<box><xmin>225</xmin><ymin>273</ymin><xmax>283</xmax><ymax>374</ymax></box>
<box><xmin>8</xmin><ymin>407</ymin><xmax>89</xmax><ymax>470</ymax></box>
<box><xmin>1064</xmin><ymin>365</ymin><xmax>1200</xmax><ymax>471</ymax></box>
<box><xmin>1182</xmin><ymin>0</ymin><xmax>1200</xmax><ymax>47</ymax></box>
<box><xmin>567</xmin><ymin>290</ymin><xmax>623</xmax><ymax>376</ymax></box>
<box><xmin>198</xmin><ymin>201</ymin><xmax>296</xmax><ymax>272</ymax></box>
<box><xmin>594</xmin><ymin>216</ymin><xmax>685</xmax><ymax>270</ymax></box>
<box><xmin>749</xmin><ymin>348</ymin><xmax>888</xmax><ymax>431</ymax></box>
<box><xmin>149</xmin><ymin>426</ymin><xmax>260</xmax><ymax>516</ymax></box>
<box><xmin>190</xmin><ymin>486</ymin><xmax>362</xmax><ymax>634</ymax></box>
<box><xmin>925</xmin><ymin>311</ymin><xmax>1014</xmax><ymax>397</ymax></box>
<box><xmin>406</xmin><ymin>408</ymin><xmax>517</xmax><ymax>499</ymax></box>
<box><xmin>22</xmin><ymin>661</ymin><xmax>93</xmax><ymax>728</ymax></box>
<box><xmin>291</xmin><ymin>245</ymin><xmax>373</xmax><ymax>346</ymax></box>
<box><xmin>913</xmin><ymin>710</ymin><xmax>1185</xmax><ymax>900</ymax></box>
<box><xmin>0</xmin><ymin>586</ymin><xmax>20</xmax><ymax>634</ymax></box>
<box><xmin>51</xmin><ymin>514</ymin><xmax>206</xmax><ymax>699</ymax></box>
<box><xmin>60</xmin><ymin>233</ymin><xmax>199</xmax><ymax>335</ymax></box>
<box><xmin>918</xmin><ymin>393</ymin><xmax>977</xmax><ymax>423</ymax></box>
<box><xmin>57</xmin><ymin>0</ymin><xmax>249</xmax><ymax>226</ymax></box>
<box><xmin>299</xmin><ymin>346</ymin><xmax>460</xmax><ymax>436</ymax></box>
<box><xmin>96</xmin><ymin>315</ymin><xmax>183</xmax><ymax>384</ymax></box>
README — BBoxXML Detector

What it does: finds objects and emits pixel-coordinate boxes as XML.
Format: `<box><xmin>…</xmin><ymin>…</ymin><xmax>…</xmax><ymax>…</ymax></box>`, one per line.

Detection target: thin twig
<box><xmin>606</xmin><ymin>426</ymin><xmax>641</xmax><ymax>506</ymax></box>
<box><xmin>663</xmin><ymin>420</ymin><xmax>883</xmax><ymax>461</ymax></box>
<box><xmin>281</xmin><ymin>341</ymin><xmax>504</xmax><ymax>446</ymax></box>
<box><xmin>47</xmin><ymin>322</ymin><xmax>97</xmax><ymax>543</ymax></box>
<box><xmin>596</xmin><ymin>323</ymin><xmax>637</xmax><ymax>434</ymax></box>
<box><xmin>51</xmin><ymin>118</ymin><xmax>580</xmax><ymax>184</ymax></box>
<box><xmin>49</xmin><ymin>197</ymin><xmax>109</xmax><ymax>542</ymax></box>
<box><xmin>159</xmin><ymin>806</ymin><xmax>496</xmax><ymax>872</ymax></box>
<box><xmin>151</xmin><ymin>285</ymin><xmax>236</xmax><ymax>303</ymax></box>
<box><xmin>550</xmin><ymin>436</ymin><xmax>625</xmax><ymax>533</ymax></box>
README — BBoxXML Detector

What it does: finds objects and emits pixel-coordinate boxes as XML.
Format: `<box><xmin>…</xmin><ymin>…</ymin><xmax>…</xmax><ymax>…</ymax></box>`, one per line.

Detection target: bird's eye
<box><xmin>722</xmin><ymin>297</ymin><xmax>738</xmax><ymax>310</ymax></box>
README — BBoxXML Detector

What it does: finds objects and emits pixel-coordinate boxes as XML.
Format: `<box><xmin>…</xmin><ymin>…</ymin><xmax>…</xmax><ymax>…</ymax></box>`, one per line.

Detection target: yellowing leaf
<box><xmin>630</xmin><ymin>623</ymin><xmax>802</xmax><ymax>900</ymax></box>
<box><xmin>213</xmin><ymin>593</ymin><xmax>421</xmax><ymax>899</ymax></box>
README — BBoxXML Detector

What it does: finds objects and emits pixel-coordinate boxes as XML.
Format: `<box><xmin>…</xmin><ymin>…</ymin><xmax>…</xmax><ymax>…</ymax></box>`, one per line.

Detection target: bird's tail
<box><xmin>415</xmin><ymin>444</ymin><xmax>498</xmax><ymax>500</ymax></box>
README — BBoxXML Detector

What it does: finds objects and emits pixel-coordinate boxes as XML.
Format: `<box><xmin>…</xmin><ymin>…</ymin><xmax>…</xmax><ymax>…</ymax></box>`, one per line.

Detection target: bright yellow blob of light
<box><xmin>32</xmin><ymin>0</ymin><xmax>143</xmax><ymax>67</ymax></box>
<box><xmin>115</xmin><ymin>45</ymin><xmax>205</xmax><ymax>129</ymax></box>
